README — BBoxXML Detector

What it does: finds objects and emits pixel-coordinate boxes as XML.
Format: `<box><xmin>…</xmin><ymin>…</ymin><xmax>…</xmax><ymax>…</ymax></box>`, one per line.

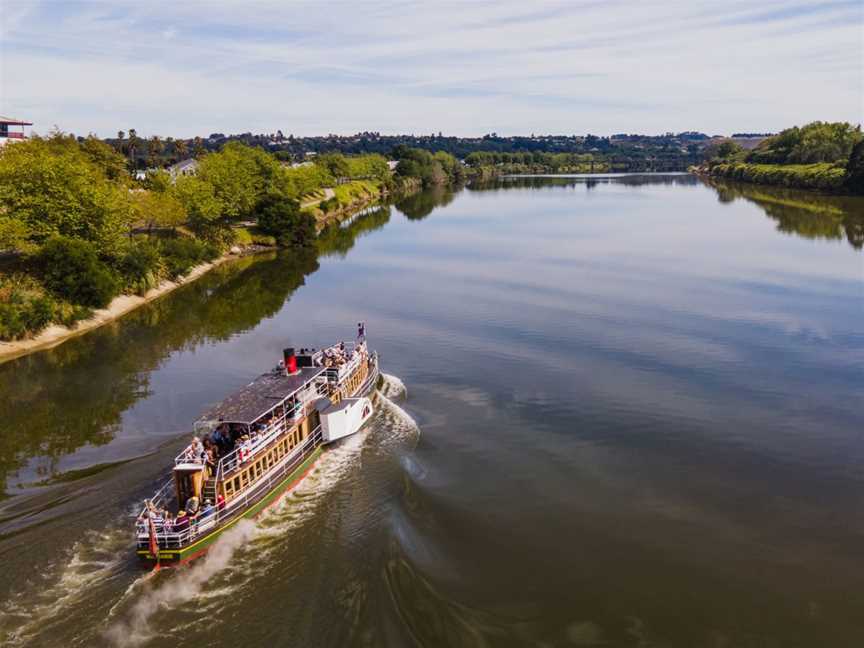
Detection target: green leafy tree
<box><xmin>171</xmin><ymin>175</ymin><xmax>224</xmax><ymax>237</ymax></box>
<box><xmin>197</xmin><ymin>142</ymin><xmax>288</xmax><ymax>221</ymax></box>
<box><xmin>704</xmin><ymin>139</ymin><xmax>743</xmax><ymax>161</ymax></box>
<box><xmin>315</xmin><ymin>153</ymin><xmax>350</xmax><ymax>180</ymax></box>
<box><xmin>845</xmin><ymin>139</ymin><xmax>864</xmax><ymax>194</ymax></box>
<box><xmin>147</xmin><ymin>135</ymin><xmax>164</xmax><ymax>168</ymax></box>
<box><xmin>80</xmin><ymin>135</ymin><xmax>128</xmax><ymax>180</ymax></box>
<box><xmin>748</xmin><ymin>122</ymin><xmax>862</xmax><ymax>164</ymax></box>
<box><xmin>130</xmin><ymin>190</ymin><xmax>187</xmax><ymax>234</ymax></box>
<box><xmin>0</xmin><ymin>135</ymin><xmax>134</xmax><ymax>254</ymax></box>
<box><xmin>0</xmin><ymin>216</ymin><xmax>32</xmax><ymax>253</ymax></box>
<box><xmin>127</xmin><ymin>128</ymin><xmax>141</xmax><ymax>168</ymax></box>
<box><xmin>37</xmin><ymin>236</ymin><xmax>119</xmax><ymax>308</ymax></box>
<box><xmin>256</xmin><ymin>192</ymin><xmax>315</xmax><ymax>248</ymax></box>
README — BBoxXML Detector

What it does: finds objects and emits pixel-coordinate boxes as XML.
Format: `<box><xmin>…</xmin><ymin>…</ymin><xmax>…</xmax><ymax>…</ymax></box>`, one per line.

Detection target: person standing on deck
<box><xmin>357</xmin><ymin>322</ymin><xmax>365</xmax><ymax>341</ymax></box>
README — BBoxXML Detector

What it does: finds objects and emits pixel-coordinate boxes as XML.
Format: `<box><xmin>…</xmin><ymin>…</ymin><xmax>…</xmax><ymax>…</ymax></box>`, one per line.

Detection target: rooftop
<box><xmin>197</xmin><ymin>366</ymin><xmax>325</xmax><ymax>424</ymax></box>
<box><xmin>0</xmin><ymin>116</ymin><xmax>33</xmax><ymax>126</ymax></box>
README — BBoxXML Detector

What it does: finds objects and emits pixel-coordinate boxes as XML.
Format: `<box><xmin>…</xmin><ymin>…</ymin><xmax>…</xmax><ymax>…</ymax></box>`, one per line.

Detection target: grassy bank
<box><xmin>705</xmin><ymin>162</ymin><xmax>848</xmax><ymax>192</ymax></box>
<box><xmin>700</xmin><ymin>121</ymin><xmax>863</xmax><ymax>194</ymax></box>
<box><xmin>0</xmin><ymin>139</ymin><xmax>465</xmax><ymax>350</ymax></box>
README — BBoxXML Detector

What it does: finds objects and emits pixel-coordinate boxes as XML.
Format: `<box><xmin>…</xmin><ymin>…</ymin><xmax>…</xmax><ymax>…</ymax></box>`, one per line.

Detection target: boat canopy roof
<box><xmin>196</xmin><ymin>366</ymin><xmax>325</xmax><ymax>426</ymax></box>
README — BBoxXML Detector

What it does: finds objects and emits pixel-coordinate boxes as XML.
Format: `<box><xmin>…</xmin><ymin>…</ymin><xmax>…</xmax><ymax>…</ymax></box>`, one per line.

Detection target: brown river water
<box><xmin>1</xmin><ymin>175</ymin><xmax>863</xmax><ymax>647</ymax></box>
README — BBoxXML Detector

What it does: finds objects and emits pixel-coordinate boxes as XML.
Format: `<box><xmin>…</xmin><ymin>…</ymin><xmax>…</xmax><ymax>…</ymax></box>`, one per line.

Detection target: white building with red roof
<box><xmin>0</xmin><ymin>116</ymin><xmax>33</xmax><ymax>146</ymax></box>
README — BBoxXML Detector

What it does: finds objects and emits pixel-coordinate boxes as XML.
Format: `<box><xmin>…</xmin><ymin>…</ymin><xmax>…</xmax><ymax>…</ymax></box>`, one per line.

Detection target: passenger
<box><xmin>205</xmin><ymin>446</ymin><xmax>218</xmax><ymax>477</ymax></box>
<box><xmin>174</xmin><ymin>510</ymin><xmax>189</xmax><ymax>532</ymax></box>
<box><xmin>162</xmin><ymin>511</ymin><xmax>174</xmax><ymax>532</ymax></box>
<box><xmin>200</xmin><ymin>499</ymin><xmax>214</xmax><ymax>517</ymax></box>
<box><xmin>216</xmin><ymin>493</ymin><xmax>226</xmax><ymax>511</ymax></box>
<box><xmin>357</xmin><ymin>322</ymin><xmax>365</xmax><ymax>340</ymax></box>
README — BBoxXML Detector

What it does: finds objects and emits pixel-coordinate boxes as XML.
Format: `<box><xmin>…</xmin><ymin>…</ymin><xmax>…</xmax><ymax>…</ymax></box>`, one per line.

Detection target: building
<box><xmin>0</xmin><ymin>116</ymin><xmax>32</xmax><ymax>146</ymax></box>
<box><xmin>168</xmin><ymin>158</ymin><xmax>199</xmax><ymax>178</ymax></box>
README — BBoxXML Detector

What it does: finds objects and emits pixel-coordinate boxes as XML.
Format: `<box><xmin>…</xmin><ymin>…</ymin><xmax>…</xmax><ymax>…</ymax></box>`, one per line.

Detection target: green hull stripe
<box><xmin>139</xmin><ymin>446</ymin><xmax>323</xmax><ymax>562</ymax></box>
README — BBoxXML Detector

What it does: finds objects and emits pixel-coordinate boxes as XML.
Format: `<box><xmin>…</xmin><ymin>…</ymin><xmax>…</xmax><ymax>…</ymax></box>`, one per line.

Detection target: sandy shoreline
<box><xmin>0</xmin><ymin>253</ymin><xmax>243</xmax><ymax>365</ymax></box>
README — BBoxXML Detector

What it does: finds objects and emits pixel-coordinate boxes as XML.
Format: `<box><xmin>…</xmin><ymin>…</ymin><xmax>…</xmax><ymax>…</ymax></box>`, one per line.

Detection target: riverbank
<box><xmin>694</xmin><ymin>161</ymin><xmax>851</xmax><ymax>193</ymax></box>
<box><xmin>0</xmin><ymin>178</ymin><xmax>430</xmax><ymax>364</ymax></box>
<box><xmin>0</xmin><ymin>252</ymin><xmax>250</xmax><ymax>364</ymax></box>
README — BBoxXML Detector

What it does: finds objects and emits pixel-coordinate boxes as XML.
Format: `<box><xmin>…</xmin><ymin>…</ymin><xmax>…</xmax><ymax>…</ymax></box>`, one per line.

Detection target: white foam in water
<box><xmin>0</xmin><ymin>526</ymin><xmax>130</xmax><ymax>646</ymax></box>
<box><xmin>6</xmin><ymin>375</ymin><xmax>418</xmax><ymax>648</ymax></box>
<box><xmin>376</xmin><ymin>375</ymin><xmax>420</xmax><ymax>442</ymax></box>
<box><xmin>103</xmin><ymin>424</ymin><xmax>376</xmax><ymax>647</ymax></box>
<box><xmin>380</xmin><ymin>373</ymin><xmax>408</xmax><ymax>399</ymax></box>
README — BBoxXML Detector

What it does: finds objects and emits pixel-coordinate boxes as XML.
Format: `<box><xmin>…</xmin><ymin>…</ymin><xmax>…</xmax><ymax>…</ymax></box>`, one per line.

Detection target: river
<box><xmin>1</xmin><ymin>175</ymin><xmax>862</xmax><ymax>647</ymax></box>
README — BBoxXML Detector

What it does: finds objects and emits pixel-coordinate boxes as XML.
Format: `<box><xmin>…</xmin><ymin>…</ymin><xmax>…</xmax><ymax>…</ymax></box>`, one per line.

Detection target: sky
<box><xmin>1</xmin><ymin>0</ymin><xmax>862</xmax><ymax>138</ymax></box>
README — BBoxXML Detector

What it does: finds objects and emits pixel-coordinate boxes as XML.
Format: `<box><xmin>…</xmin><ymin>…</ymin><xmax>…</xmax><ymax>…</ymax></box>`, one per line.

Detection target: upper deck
<box><xmin>197</xmin><ymin>365</ymin><xmax>326</xmax><ymax>427</ymax></box>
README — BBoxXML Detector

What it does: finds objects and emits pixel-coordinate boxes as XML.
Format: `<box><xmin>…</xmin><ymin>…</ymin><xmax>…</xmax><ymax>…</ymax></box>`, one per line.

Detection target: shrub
<box><xmin>257</xmin><ymin>193</ymin><xmax>316</xmax><ymax>248</ymax></box>
<box><xmin>233</xmin><ymin>227</ymin><xmax>254</xmax><ymax>246</ymax></box>
<box><xmin>160</xmin><ymin>237</ymin><xmax>219</xmax><ymax>279</ymax></box>
<box><xmin>709</xmin><ymin>162</ymin><xmax>847</xmax><ymax>192</ymax></box>
<box><xmin>0</xmin><ymin>274</ymin><xmax>79</xmax><ymax>339</ymax></box>
<box><xmin>118</xmin><ymin>240</ymin><xmax>164</xmax><ymax>294</ymax></box>
<box><xmin>37</xmin><ymin>236</ymin><xmax>120</xmax><ymax>308</ymax></box>
<box><xmin>319</xmin><ymin>197</ymin><xmax>338</xmax><ymax>213</ymax></box>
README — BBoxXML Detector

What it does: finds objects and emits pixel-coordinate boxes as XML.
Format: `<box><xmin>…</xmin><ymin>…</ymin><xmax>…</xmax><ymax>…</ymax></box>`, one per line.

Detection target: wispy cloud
<box><xmin>0</xmin><ymin>0</ymin><xmax>860</xmax><ymax>137</ymax></box>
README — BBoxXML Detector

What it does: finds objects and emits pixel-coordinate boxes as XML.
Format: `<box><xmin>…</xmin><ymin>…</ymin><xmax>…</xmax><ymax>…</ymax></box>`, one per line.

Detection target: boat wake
<box><xmin>376</xmin><ymin>374</ymin><xmax>419</xmax><ymax>443</ymax></box>
<box><xmin>0</xmin><ymin>524</ymin><xmax>131</xmax><ymax>646</ymax></box>
<box><xmin>102</xmin><ymin>425</ymin><xmax>375</xmax><ymax>647</ymax></box>
<box><xmin>380</xmin><ymin>372</ymin><xmax>408</xmax><ymax>399</ymax></box>
<box><xmin>4</xmin><ymin>374</ymin><xmax>418</xmax><ymax>648</ymax></box>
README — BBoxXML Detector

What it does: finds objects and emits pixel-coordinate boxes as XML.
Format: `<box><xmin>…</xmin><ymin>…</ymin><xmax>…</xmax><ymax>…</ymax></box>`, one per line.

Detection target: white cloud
<box><xmin>0</xmin><ymin>0</ymin><xmax>860</xmax><ymax>137</ymax></box>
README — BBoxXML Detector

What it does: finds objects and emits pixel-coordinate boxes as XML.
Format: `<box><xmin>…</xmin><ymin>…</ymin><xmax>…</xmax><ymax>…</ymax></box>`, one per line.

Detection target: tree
<box><xmin>171</xmin><ymin>175</ymin><xmax>224</xmax><ymax>238</ymax></box>
<box><xmin>37</xmin><ymin>236</ymin><xmax>119</xmax><ymax>308</ymax></box>
<box><xmin>0</xmin><ymin>216</ymin><xmax>31</xmax><ymax>253</ymax></box>
<box><xmin>704</xmin><ymin>139</ymin><xmax>743</xmax><ymax>161</ymax></box>
<box><xmin>192</xmin><ymin>136</ymin><xmax>205</xmax><ymax>157</ymax></box>
<box><xmin>0</xmin><ymin>135</ymin><xmax>134</xmax><ymax>254</ymax></box>
<box><xmin>147</xmin><ymin>135</ymin><xmax>164</xmax><ymax>168</ymax></box>
<box><xmin>748</xmin><ymin>122</ymin><xmax>862</xmax><ymax>164</ymax></box>
<box><xmin>127</xmin><ymin>128</ymin><xmax>141</xmax><ymax>168</ymax></box>
<box><xmin>197</xmin><ymin>142</ymin><xmax>288</xmax><ymax>221</ymax></box>
<box><xmin>315</xmin><ymin>153</ymin><xmax>350</xmax><ymax>181</ymax></box>
<box><xmin>130</xmin><ymin>190</ymin><xmax>187</xmax><ymax>234</ymax></box>
<box><xmin>175</xmin><ymin>139</ymin><xmax>189</xmax><ymax>160</ymax></box>
<box><xmin>80</xmin><ymin>136</ymin><xmax>128</xmax><ymax>180</ymax></box>
<box><xmin>256</xmin><ymin>192</ymin><xmax>315</xmax><ymax>248</ymax></box>
<box><xmin>845</xmin><ymin>139</ymin><xmax>864</xmax><ymax>194</ymax></box>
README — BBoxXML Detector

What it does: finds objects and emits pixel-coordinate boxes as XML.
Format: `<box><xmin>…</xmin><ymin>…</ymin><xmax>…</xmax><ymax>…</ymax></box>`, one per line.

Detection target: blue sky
<box><xmin>1</xmin><ymin>0</ymin><xmax>861</xmax><ymax>138</ymax></box>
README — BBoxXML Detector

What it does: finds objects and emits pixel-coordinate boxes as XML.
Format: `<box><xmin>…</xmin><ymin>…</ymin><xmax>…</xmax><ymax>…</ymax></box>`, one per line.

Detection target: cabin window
<box><xmin>255</xmin><ymin>462</ymin><xmax>262</xmax><ymax>478</ymax></box>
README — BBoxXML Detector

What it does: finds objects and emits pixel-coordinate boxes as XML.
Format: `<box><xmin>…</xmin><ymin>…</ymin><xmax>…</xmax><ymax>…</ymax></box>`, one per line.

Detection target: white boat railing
<box><xmin>172</xmin><ymin>380</ymin><xmax>329</xmax><ymax>468</ymax></box>
<box><xmin>137</xmin><ymin>341</ymin><xmax>376</xmax><ymax>554</ymax></box>
<box><xmin>138</xmin><ymin>426</ymin><xmax>324</xmax><ymax>550</ymax></box>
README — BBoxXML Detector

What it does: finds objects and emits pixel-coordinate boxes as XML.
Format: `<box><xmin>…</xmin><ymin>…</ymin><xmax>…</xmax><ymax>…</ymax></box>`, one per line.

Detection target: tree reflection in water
<box><xmin>0</xmin><ymin>251</ymin><xmax>326</xmax><ymax>493</ymax></box>
<box><xmin>704</xmin><ymin>178</ymin><xmax>864</xmax><ymax>250</ymax></box>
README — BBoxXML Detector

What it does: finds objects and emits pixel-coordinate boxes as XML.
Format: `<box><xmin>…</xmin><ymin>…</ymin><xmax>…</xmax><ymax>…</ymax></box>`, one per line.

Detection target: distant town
<box><xmin>2</xmin><ymin>115</ymin><xmax>771</xmax><ymax>172</ymax></box>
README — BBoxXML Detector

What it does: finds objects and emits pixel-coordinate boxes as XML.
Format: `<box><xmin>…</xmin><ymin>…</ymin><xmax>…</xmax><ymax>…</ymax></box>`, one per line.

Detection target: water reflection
<box><xmin>703</xmin><ymin>178</ymin><xmax>864</xmax><ymax>250</ymax></box>
<box><xmin>316</xmin><ymin>205</ymin><xmax>392</xmax><ymax>258</ymax></box>
<box><xmin>0</xmin><ymin>252</ymin><xmax>322</xmax><ymax>494</ymax></box>
<box><xmin>473</xmin><ymin>173</ymin><xmax>700</xmax><ymax>191</ymax></box>
<box><xmin>393</xmin><ymin>185</ymin><xmax>456</xmax><ymax>220</ymax></box>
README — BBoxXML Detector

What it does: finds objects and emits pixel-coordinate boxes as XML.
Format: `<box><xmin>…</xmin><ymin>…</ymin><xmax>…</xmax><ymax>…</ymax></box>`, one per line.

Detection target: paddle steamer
<box><xmin>135</xmin><ymin>331</ymin><xmax>379</xmax><ymax>566</ymax></box>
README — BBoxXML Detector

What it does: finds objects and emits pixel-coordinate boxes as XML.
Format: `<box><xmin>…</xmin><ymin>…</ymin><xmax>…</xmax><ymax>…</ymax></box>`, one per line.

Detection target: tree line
<box><xmin>0</xmin><ymin>134</ymin><xmax>475</xmax><ymax>341</ymax></box>
<box><xmin>702</xmin><ymin>122</ymin><xmax>864</xmax><ymax>194</ymax></box>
